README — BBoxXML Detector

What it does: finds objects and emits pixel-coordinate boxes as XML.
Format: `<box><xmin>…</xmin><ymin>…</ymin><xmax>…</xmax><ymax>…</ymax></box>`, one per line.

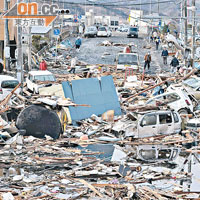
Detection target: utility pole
<box><xmin>150</xmin><ymin>0</ymin><xmax>152</xmax><ymax>15</ymax></box>
<box><xmin>157</xmin><ymin>0</ymin><xmax>160</xmax><ymax>14</ymax></box>
<box><xmin>180</xmin><ymin>2</ymin><xmax>183</xmax><ymax>40</ymax></box>
<box><xmin>184</xmin><ymin>0</ymin><xmax>188</xmax><ymax>47</ymax></box>
<box><xmin>16</xmin><ymin>0</ymin><xmax>23</xmax><ymax>85</ymax></box>
<box><xmin>27</xmin><ymin>0</ymin><xmax>32</xmax><ymax>71</ymax></box>
<box><xmin>4</xmin><ymin>0</ymin><xmax>10</xmax><ymax>71</ymax></box>
<box><xmin>191</xmin><ymin>0</ymin><xmax>196</xmax><ymax>67</ymax></box>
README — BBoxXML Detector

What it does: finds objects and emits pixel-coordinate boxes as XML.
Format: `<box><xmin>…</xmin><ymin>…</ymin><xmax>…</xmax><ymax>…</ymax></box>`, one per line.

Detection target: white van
<box><xmin>0</xmin><ymin>75</ymin><xmax>20</xmax><ymax>101</ymax></box>
<box><xmin>116</xmin><ymin>53</ymin><xmax>140</xmax><ymax>71</ymax></box>
<box><xmin>26</xmin><ymin>70</ymin><xmax>56</xmax><ymax>94</ymax></box>
<box><xmin>125</xmin><ymin>110</ymin><xmax>181</xmax><ymax>138</ymax></box>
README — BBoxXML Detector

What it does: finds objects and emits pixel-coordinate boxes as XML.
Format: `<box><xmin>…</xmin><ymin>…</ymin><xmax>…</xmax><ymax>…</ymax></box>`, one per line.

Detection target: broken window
<box><xmin>1</xmin><ymin>80</ymin><xmax>19</xmax><ymax>89</ymax></box>
<box><xmin>172</xmin><ymin>112</ymin><xmax>179</xmax><ymax>123</ymax></box>
<box><xmin>165</xmin><ymin>93</ymin><xmax>180</xmax><ymax>103</ymax></box>
<box><xmin>29</xmin><ymin>75</ymin><xmax>33</xmax><ymax>81</ymax></box>
<box><xmin>141</xmin><ymin>115</ymin><xmax>157</xmax><ymax>126</ymax></box>
<box><xmin>139</xmin><ymin>149</ymin><xmax>156</xmax><ymax>160</ymax></box>
<box><xmin>159</xmin><ymin>114</ymin><xmax>172</xmax><ymax>124</ymax></box>
<box><xmin>158</xmin><ymin>149</ymin><xmax>171</xmax><ymax>159</ymax></box>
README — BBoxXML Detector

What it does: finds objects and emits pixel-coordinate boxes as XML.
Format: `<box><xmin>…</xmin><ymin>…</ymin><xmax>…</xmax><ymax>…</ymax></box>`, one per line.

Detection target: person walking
<box><xmin>39</xmin><ymin>59</ymin><xmax>47</xmax><ymax>70</ymax></box>
<box><xmin>69</xmin><ymin>57</ymin><xmax>77</xmax><ymax>74</ymax></box>
<box><xmin>75</xmin><ymin>36</ymin><xmax>82</xmax><ymax>52</ymax></box>
<box><xmin>123</xmin><ymin>45</ymin><xmax>131</xmax><ymax>53</ymax></box>
<box><xmin>144</xmin><ymin>52</ymin><xmax>151</xmax><ymax>70</ymax></box>
<box><xmin>161</xmin><ymin>47</ymin><xmax>169</xmax><ymax>65</ymax></box>
<box><xmin>170</xmin><ymin>55</ymin><xmax>179</xmax><ymax>73</ymax></box>
<box><xmin>155</xmin><ymin>37</ymin><xmax>160</xmax><ymax>50</ymax></box>
<box><xmin>153</xmin><ymin>31</ymin><xmax>158</xmax><ymax>41</ymax></box>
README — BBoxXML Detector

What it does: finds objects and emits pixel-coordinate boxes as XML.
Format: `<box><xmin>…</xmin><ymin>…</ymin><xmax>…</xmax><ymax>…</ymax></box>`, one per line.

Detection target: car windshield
<box><xmin>87</xmin><ymin>27</ymin><xmax>96</xmax><ymax>31</ymax></box>
<box><xmin>34</xmin><ymin>75</ymin><xmax>56</xmax><ymax>82</ymax></box>
<box><xmin>99</xmin><ymin>27</ymin><xmax>106</xmax><ymax>31</ymax></box>
<box><xmin>130</xmin><ymin>28</ymin><xmax>138</xmax><ymax>31</ymax></box>
<box><xmin>118</xmin><ymin>54</ymin><xmax>138</xmax><ymax>65</ymax></box>
<box><xmin>183</xmin><ymin>78</ymin><xmax>200</xmax><ymax>89</ymax></box>
<box><xmin>1</xmin><ymin>80</ymin><xmax>19</xmax><ymax>89</ymax></box>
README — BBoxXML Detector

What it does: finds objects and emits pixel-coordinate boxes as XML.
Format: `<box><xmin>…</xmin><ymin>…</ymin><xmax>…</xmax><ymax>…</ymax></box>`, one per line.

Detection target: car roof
<box><xmin>148</xmin><ymin>91</ymin><xmax>179</xmax><ymax>100</ymax></box>
<box><xmin>118</xmin><ymin>53</ymin><xmax>138</xmax><ymax>56</ymax></box>
<box><xmin>28</xmin><ymin>70</ymin><xmax>53</xmax><ymax>76</ymax></box>
<box><xmin>184</xmin><ymin>76</ymin><xmax>200</xmax><ymax>81</ymax></box>
<box><xmin>87</xmin><ymin>26</ymin><xmax>96</xmax><ymax>29</ymax></box>
<box><xmin>138</xmin><ymin>110</ymin><xmax>173</xmax><ymax>115</ymax></box>
<box><xmin>0</xmin><ymin>75</ymin><xmax>18</xmax><ymax>82</ymax></box>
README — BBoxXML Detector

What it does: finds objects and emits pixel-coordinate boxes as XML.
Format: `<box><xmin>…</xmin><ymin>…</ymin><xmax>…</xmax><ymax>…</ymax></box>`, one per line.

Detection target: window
<box><xmin>141</xmin><ymin>115</ymin><xmax>157</xmax><ymax>126</ymax></box>
<box><xmin>166</xmin><ymin>93</ymin><xmax>180</xmax><ymax>103</ymax></box>
<box><xmin>115</xmin><ymin>21</ymin><xmax>119</xmax><ymax>26</ymax></box>
<box><xmin>99</xmin><ymin>27</ymin><xmax>106</xmax><ymax>31</ymax></box>
<box><xmin>1</xmin><ymin>80</ymin><xmax>19</xmax><ymax>89</ymax></box>
<box><xmin>159</xmin><ymin>114</ymin><xmax>172</xmax><ymax>124</ymax></box>
<box><xmin>158</xmin><ymin>149</ymin><xmax>171</xmax><ymax>159</ymax></box>
<box><xmin>172</xmin><ymin>112</ymin><xmax>179</xmax><ymax>123</ymax></box>
<box><xmin>29</xmin><ymin>75</ymin><xmax>33</xmax><ymax>81</ymax></box>
<box><xmin>130</xmin><ymin>28</ymin><xmax>138</xmax><ymax>32</ymax></box>
<box><xmin>139</xmin><ymin>149</ymin><xmax>156</xmax><ymax>160</ymax></box>
<box><xmin>111</xmin><ymin>21</ymin><xmax>115</xmax><ymax>26</ymax></box>
<box><xmin>34</xmin><ymin>75</ymin><xmax>56</xmax><ymax>82</ymax></box>
<box><xmin>118</xmin><ymin>54</ymin><xmax>138</xmax><ymax>65</ymax></box>
<box><xmin>147</xmin><ymin>96</ymin><xmax>164</xmax><ymax>105</ymax></box>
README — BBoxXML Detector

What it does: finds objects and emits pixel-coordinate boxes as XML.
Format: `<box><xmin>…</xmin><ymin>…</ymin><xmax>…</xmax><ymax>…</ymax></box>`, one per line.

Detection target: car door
<box><xmin>157</xmin><ymin>112</ymin><xmax>174</xmax><ymax>135</ymax></box>
<box><xmin>172</xmin><ymin>111</ymin><xmax>181</xmax><ymax>133</ymax></box>
<box><xmin>26</xmin><ymin>74</ymin><xmax>34</xmax><ymax>91</ymax></box>
<box><xmin>137</xmin><ymin>114</ymin><xmax>158</xmax><ymax>138</ymax></box>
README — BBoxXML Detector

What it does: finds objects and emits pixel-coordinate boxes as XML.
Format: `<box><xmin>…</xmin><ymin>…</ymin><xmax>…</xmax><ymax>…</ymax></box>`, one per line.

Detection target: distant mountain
<box><xmin>45</xmin><ymin>0</ymin><xmax>200</xmax><ymax>21</ymax></box>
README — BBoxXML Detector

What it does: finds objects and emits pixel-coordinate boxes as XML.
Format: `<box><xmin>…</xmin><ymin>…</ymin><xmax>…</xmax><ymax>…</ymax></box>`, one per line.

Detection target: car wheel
<box><xmin>178</xmin><ymin>108</ymin><xmax>188</xmax><ymax>115</ymax></box>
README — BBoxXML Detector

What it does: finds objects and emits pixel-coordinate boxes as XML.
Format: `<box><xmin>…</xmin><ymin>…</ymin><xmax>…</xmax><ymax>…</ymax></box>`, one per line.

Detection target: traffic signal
<box><xmin>58</xmin><ymin>9</ymin><xmax>70</xmax><ymax>14</ymax></box>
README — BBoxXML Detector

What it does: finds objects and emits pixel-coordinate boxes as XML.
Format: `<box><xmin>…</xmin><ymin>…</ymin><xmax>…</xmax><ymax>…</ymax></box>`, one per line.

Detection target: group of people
<box><xmin>143</xmin><ymin>30</ymin><xmax>180</xmax><ymax>73</ymax></box>
<box><xmin>144</xmin><ymin>47</ymin><xmax>180</xmax><ymax>73</ymax></box>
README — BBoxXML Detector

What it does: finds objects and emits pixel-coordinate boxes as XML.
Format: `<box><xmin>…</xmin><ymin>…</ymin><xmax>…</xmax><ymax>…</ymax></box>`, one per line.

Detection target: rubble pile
<box><xmin>2</xmin><ymin>32</ymin><xmax>200</xmax><ymax>199</ymax></box>
<box><xmin>1</xmin><ymin>67</ymin><xmax>200</xmax><ymax>199</ymax></box>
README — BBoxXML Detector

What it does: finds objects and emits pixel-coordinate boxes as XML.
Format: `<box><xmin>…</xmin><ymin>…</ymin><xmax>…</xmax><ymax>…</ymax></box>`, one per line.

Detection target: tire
<box><xmin>178</xmin><ymin>108</ymin><xmax>188</xmax><ymax>115</ymax></box>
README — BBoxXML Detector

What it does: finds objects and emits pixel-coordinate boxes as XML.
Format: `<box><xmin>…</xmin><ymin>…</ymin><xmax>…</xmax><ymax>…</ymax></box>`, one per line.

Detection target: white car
<box><xmin>182</xmin><ymin>77</ymin><xmax>200</xmax><ymax>100</ymax></box>
<box><xmin>125</xmin><ymin>110</ymin><xmax>181</xmax><ymax>138</ymax></box>
<box><xmin>0</xmin><ymin>75</ymin><xmax>20</xmax><ymax>101</ymax></box>
<box><xmin>26</xmin><ymin>70</ymin><xmax>56</xmax><ymax>94</ymax></box>
<box><xmin>97</xmin><ymin>26</ymin><xmax>112</xmax><ymax>37</ymax></box>
<box><xmin>116</xmin><ymin>53</ymin><xmax>140</xmax><ymax>71</ymax></box>
<box><xmin>146</xmin><ymin>88</ymin><xmax>194</xmax><ymax>114</ymax></box>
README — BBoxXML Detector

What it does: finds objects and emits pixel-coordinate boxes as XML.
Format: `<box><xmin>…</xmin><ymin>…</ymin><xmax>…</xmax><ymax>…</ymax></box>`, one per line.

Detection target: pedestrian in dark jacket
<box><xmin>161</xmin><ymin>47</ymin><xmax>169</xmax><ymax>65</ymax></box>
<box><xmin>144</xmin><ymin>52</ymin><xmax>151</xmax><ymax>70</ymax></box>
<box><xmin>75</xmin><ymin>37</ymin><xmax>82</xmax><ymax>51</ymax></box>
<box><xmin>170</xmin><ymin>55</ymin><xmax>179</xmax><ymax>73</ymax></box>
<box><xmin>155</xmin><ymin>37</ymin><xmax>160</xmax><ymax>50</ymax></box>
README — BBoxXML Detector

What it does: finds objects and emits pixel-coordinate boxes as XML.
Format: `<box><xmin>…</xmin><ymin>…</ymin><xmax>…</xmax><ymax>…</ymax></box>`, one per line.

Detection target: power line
<box><xmin>43</xmin><ymin>0</ymin><xmax>175</xmax><ymax>7</ymax></box>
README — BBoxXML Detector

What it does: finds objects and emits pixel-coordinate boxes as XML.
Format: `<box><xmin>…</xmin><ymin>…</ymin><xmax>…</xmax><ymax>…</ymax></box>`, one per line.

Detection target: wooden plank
<box><xmin>78</xmin><ymin>179</ymin><xmax>103</xmax><ymax>198</ymax></box>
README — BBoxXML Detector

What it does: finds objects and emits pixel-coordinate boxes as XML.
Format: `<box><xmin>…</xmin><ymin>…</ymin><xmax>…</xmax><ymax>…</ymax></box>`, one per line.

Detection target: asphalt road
<box><xmin>68</xmin><ymin>32</ymin><xmax>172</xmax><ymax>74</ymax></box>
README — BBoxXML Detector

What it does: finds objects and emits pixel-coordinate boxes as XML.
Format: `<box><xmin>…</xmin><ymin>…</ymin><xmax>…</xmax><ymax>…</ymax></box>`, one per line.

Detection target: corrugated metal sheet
<box><xmin>62</xmin><ymin>76</ymin><xmax>121</xmax><ymax>125</ymax></box>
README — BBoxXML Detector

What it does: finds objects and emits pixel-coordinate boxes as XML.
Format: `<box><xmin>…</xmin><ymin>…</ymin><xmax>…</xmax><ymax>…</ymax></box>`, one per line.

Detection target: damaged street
<box><xmin>1</xmin><ymin>0</ymin><xmax>200</xmax><ymax>199</ymax></box>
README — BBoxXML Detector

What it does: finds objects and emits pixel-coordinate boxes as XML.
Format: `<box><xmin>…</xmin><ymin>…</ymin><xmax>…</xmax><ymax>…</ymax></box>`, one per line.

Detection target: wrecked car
<box><xmin>124</xmin><ymin>110</ymin><xmax>181</xmax><ymax>138</ymax></box>
<box><xmin>136</xmin><ymin>145</ymin><xmax>180</xmax><ymax>162</ymax></box>
<box><xmin>182</xmin><ymin>77</ymin><xmax>200</xmax><ymax>100</ymax></box>
<box><xmin>0</xmin><ymin>75</ymin><xmax>21</xmax><ymax>101</ymax></box>
<box><xmin>146</xmin><ymin>89</ymin><xmax>194</xmax><ymax>115</ymax></box>
<box><xmin>26</xmin><ymin>70</ymin><xmax>56</xmax><ymax>94</ymax></box>
<box><xmin>116</xmin><ymin>53</ymin><xmax>140</xmax><ymax>71</ymax></box>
